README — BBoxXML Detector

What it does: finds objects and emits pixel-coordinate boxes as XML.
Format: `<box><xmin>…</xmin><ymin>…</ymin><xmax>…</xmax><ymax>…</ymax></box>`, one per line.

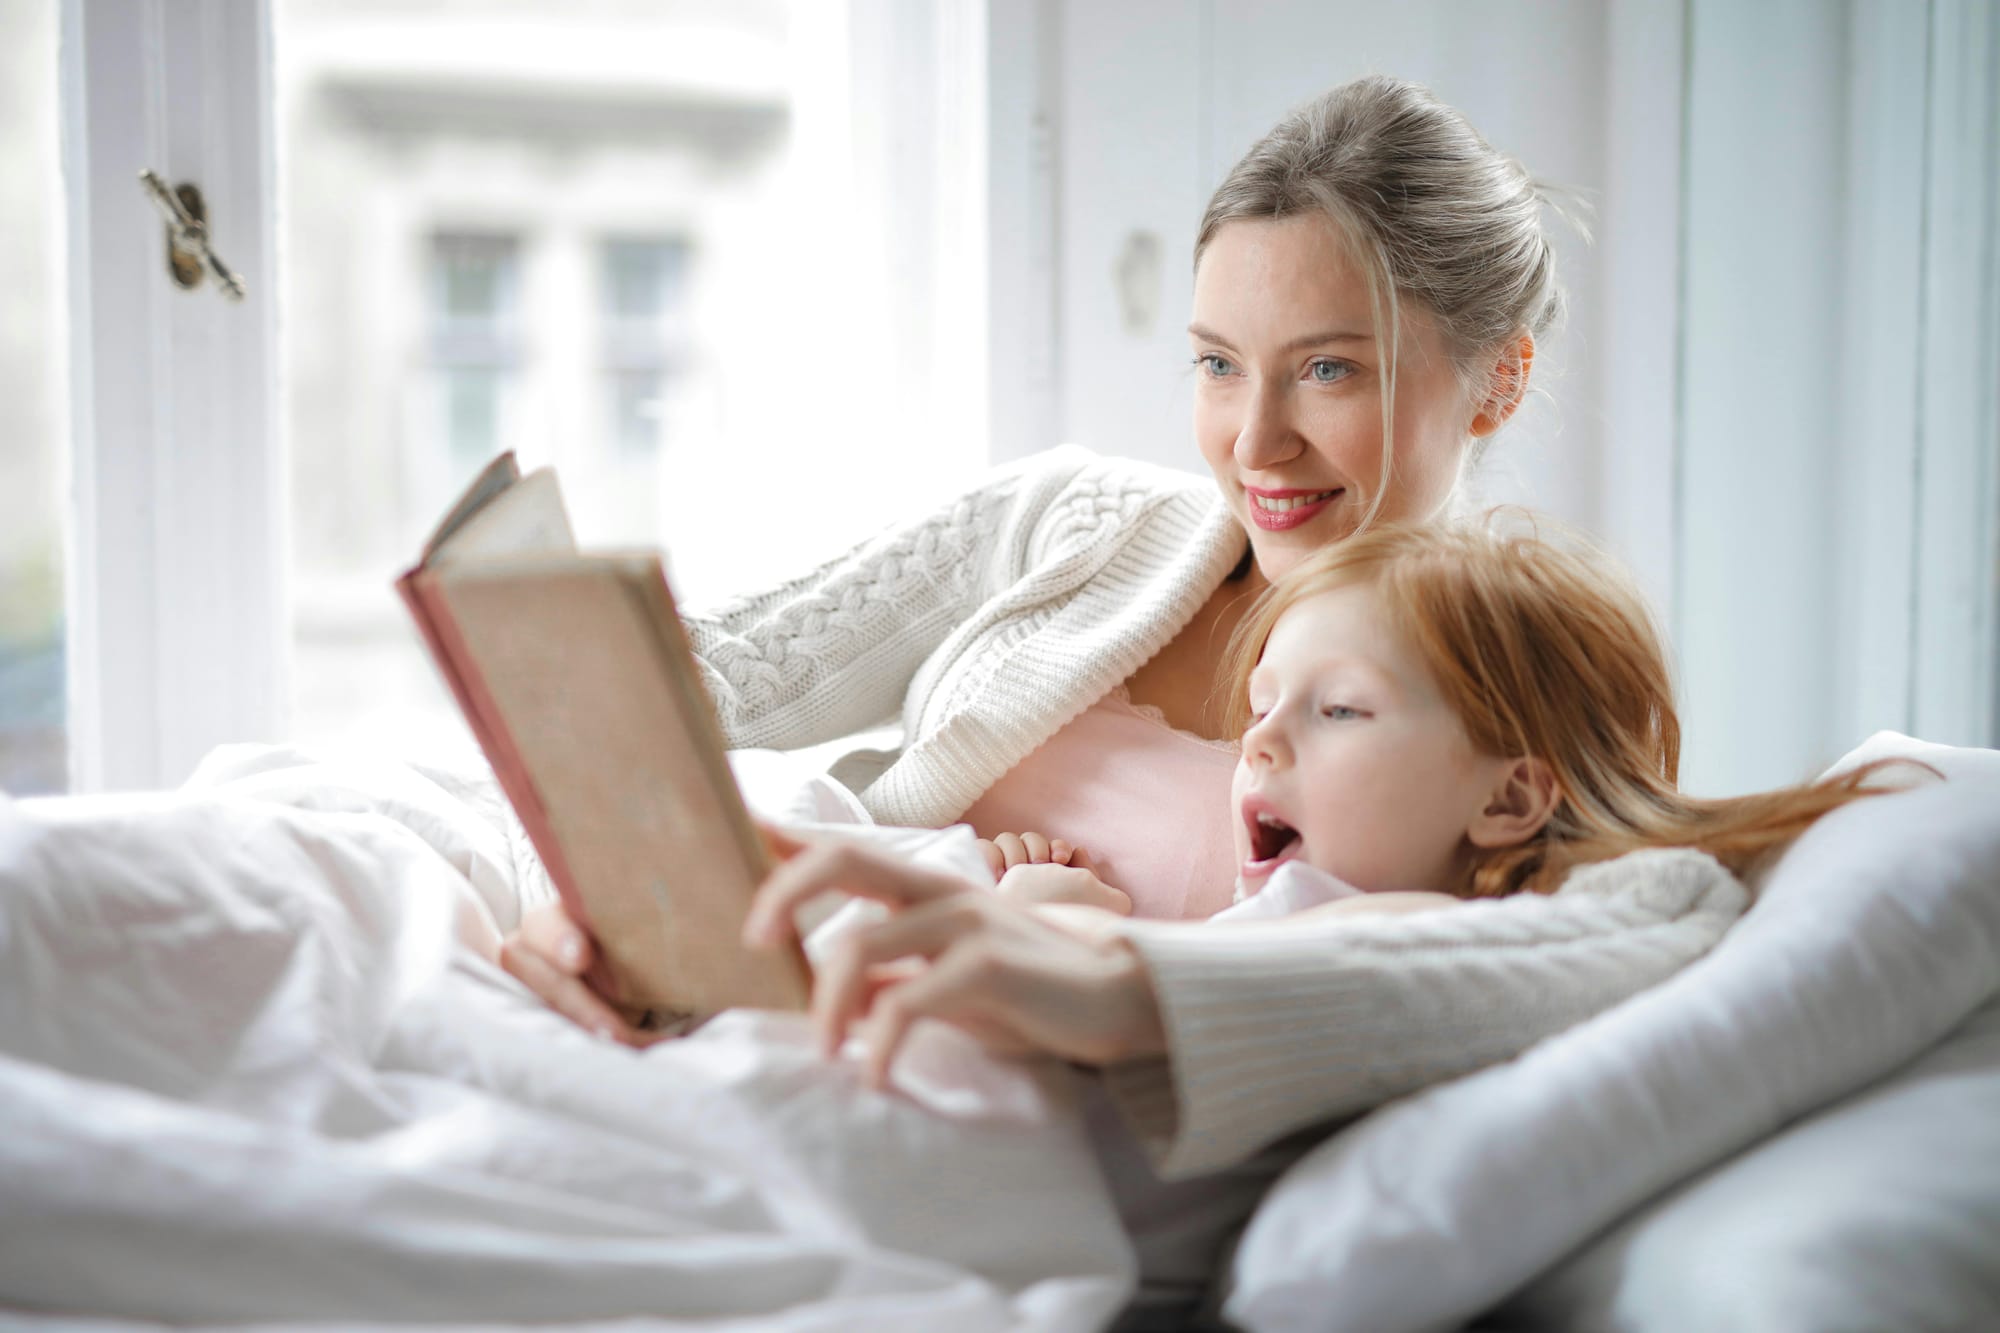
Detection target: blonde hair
<box><xmin>1197</xmin><ymin>76</ymin><xmax>1579</xmax><ymax>527</ymax></box>
<box><xmin>1224</xmin><ymin>519</ymin><xmax>1904</xmax><ymax>898</ymax></box>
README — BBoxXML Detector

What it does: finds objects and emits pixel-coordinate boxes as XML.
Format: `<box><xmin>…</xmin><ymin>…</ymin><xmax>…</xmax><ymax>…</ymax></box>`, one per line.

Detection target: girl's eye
<box><xmin>1195</xmin><ymin>353</ymin><xmax>1237</xmax><ymax>378</ymax></box>
<box><xmin>1307</xmin><ymin>359</ymin><xmax>1353</xmax><ymax>385</ymax></box>
<box><xmin>1320</xmin><ymin>704</ymin><xmax>1364</xmax><ymax>721</ymax></box>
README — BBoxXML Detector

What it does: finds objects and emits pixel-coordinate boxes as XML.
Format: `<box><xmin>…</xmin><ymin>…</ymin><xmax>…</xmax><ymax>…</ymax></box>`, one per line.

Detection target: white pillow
<box><xmin>1490</xmin><ymin>990</ymin><xmax>2000</xmax><ymax>1331</ymax></box>
<box><xmin>1224</xmin><ymin>735</ymin><xmax>2000</xmax><ymax>1333</ymax></box>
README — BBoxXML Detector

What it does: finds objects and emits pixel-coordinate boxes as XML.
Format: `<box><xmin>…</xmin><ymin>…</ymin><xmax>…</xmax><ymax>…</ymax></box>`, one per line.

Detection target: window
<box><xmin>0</xmin><ymin>1</ymin><xmax>65</xmax><ymax>794</ymax></box>
<box><xmin>50</xmin><ymin>0</ymin><xmax>994</xmax><ymax>786</ymax></box>
<box><xmin>430</xmin><ymin>233</ymin><xmax>522</xmax><ymax>468</ymax></box>
<box><xmin>276</xmin><ymin>0</ymin><xmax>990</xmax><ymax>756</ymax></box>
<box><xmin>600</xmin><ymin>237</ymin><xmax>690</xmax><ymax>461</ymax></box>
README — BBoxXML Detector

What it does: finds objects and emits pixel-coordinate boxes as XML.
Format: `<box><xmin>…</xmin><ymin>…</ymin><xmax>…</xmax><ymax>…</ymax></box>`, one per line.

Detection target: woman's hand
<box><xmin>743</xmin><ymin>835</ymin><xmax>1168</xmax><ymax>1087</ymax></box>
<box><xmin>498</xmin><ymin>901</ymin><xmax>666</xmax><ymax>1047</ymax></box>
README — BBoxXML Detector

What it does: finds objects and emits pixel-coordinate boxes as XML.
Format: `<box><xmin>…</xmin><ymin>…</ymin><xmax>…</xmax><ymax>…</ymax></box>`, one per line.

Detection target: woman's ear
<box><xmin>1470</xmin><ymin>333</ymin><xmax>1535</xmax><ymax>438</ymax></box>
<box><xmin>1467</xmin><ymin>755</ymin><xmax>1561</xmax><ymax>849</ymax></box>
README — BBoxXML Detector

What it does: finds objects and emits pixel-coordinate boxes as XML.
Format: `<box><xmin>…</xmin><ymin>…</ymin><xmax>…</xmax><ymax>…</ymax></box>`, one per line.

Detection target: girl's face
<box><xmin>1191</xmin><ymin>216</ymin><xmax>1475</xmax><ymax>583</ymax></box>
<box><xmin>1231</xmin><ymin>584</ymin><xmax>1514</xmax><ymax>895</ymax></box>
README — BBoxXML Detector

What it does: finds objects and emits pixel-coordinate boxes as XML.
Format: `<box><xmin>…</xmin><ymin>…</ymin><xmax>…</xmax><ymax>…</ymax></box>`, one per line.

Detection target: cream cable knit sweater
<box><xmin>1104</xmin><ymin>847</ymin><xmax>1748</xmax><ymax>1179</ymax></box>
<box><xmin>683</xmin><ymin>444</ymin><xmax>1244</xmax><ymax>828</ymax></box>
<box><xmin>673</xmin><ymin>447</ymin><xmax>1750</xmax><ymax>1178</ymax></box>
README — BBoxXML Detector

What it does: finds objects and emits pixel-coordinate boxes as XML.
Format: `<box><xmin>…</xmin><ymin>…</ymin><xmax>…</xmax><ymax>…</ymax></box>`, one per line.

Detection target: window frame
<box><xmin>61</xmin><ymin>0</ymin><xmax>286</xmax><ymax>792</ymax></box>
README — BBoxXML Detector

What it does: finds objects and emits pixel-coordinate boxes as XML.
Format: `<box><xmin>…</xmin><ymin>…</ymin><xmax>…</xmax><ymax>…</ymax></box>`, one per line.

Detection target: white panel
<box><xmin>63</xmin><ymin>0</ymin><xmax>286</xmax><ymax>792</ymax></box>
<box><xmin>1675</xmin><ymin>0</ymin><xmax>1847</xmax><ymax>795</ymax></box>
<box><xmin>984</xmin><ymin>0</ymin><xmax>1062</xmax><ymax>463</ymax></box>
<box><xmin>1599</xmin><ymin>0</ymin><xmax>1686</xmax><ymax>623</ymax></box>
<box><xmin>1055</xmin><ymin>0</ymin><xmax>1205</xmax><ymax>472</ymax></box>
<box><xmin>1912</xmin><ymin>0</ymin><xmax>2000</xmax><ymax>747</ymax></box>
<box><xmin>1830</xmin><ymin>1</ymin><xmax>1928</xmax><ymax>750</ymax></box>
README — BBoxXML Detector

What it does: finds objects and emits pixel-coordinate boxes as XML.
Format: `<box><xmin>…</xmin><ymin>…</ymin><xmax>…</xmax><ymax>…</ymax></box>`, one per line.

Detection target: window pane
<box><xmin>277</xmin><ymin>1</ymin><xmax>984</xmax><ymax>757</ymax></box>
<box><xmin>0</xmin><ymin>1</ymin><xmax>66</xmax><ymax>794</ymax></box>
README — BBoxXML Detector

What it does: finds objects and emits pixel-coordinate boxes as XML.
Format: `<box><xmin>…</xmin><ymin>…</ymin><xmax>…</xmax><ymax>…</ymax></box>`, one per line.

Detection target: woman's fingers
<box><xmin>516</xmin><ymin>901</ymin><xmax>593</xmax><ymax>976</ymax></box>
<box><xmin>812</xmin><ymin>896</ymin><xmax>985</xmax><ymax>1056</ymax></box>
<box><xmin>499</xmin><ymin>934</ymin><xmax>650</xmax><ymax>1046</ymax></box>
<box><xmin>757</xmin><ymin>818</ymin><xmax>809</xmax><ymax>862</ymax></box>
<box><xmin>1019</xmin><ymin>831</ymin><xmax>1052</xmax><ymax>865</ymax></box>
<box><xmin>860</xmin><ymin>945</ymin><xmax>1003</xmax><ymax>1088</ymax></box>
<box><xmin>744</xmin><ymin>837</ymin><xmax>973</xmax><ymax>947</ymax></box>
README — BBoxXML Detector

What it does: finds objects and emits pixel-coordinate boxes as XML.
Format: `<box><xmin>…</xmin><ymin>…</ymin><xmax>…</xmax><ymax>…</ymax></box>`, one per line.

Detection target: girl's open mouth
<box><xmin>1242</xmin><ymin>807</ymin><xmax>1303</xmax><ymax>878</ymax></box>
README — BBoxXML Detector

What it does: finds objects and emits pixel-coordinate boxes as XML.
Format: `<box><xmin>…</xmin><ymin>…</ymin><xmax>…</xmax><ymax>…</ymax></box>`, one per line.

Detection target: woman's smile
<box><xmin>1246</xmin><ymin>486</ymin><xmax>1344</xmax><ymax>531</ymax></box>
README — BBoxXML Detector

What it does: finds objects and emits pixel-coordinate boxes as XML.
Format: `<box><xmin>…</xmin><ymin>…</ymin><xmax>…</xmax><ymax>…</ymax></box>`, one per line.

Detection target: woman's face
<box><xmin>1191</xmin><ymin>215</ymin><xmax>1475</xmax><ymax>582</ymax></box>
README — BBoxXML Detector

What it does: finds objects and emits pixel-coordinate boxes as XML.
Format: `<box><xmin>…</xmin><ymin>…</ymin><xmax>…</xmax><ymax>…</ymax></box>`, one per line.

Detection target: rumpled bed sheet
<box><xmin>0</xmin><ymin>745</ymin><xmax>1136</xmax><ymax>1331</ymax></box>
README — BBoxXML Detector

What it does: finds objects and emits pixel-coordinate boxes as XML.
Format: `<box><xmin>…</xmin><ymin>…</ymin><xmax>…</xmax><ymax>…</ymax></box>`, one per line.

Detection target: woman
<box><xmin>504</xmin><ymin>75</ymin><xmax>1570</xmax><ymax>1175</ymax></box>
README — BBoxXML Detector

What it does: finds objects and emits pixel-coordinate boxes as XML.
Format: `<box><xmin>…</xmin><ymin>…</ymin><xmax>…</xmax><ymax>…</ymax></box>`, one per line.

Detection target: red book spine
<box><xmin>396</xmin><ymin>569</ymin><xmax>619</xmax><ymax>999</ymax></box>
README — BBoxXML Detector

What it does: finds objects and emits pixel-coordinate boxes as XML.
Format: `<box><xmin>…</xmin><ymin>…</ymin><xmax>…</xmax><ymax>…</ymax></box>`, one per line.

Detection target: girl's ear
<box><xmin>1470</xmin><ymin>333</ymin><xmax>1535</xmax><ymax>438</ymax></box>
<box><xmin>1467</xmin><ymin>755</ymin><xmax>1561</xmax><ymax>849</ymax></box>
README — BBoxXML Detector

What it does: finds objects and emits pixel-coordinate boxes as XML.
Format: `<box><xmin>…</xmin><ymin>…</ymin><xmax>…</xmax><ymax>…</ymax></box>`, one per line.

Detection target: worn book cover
<box><xmin>397</xmin><ymin>452</ymin><xmax>811</xmax><ymax>1024</ymax></box>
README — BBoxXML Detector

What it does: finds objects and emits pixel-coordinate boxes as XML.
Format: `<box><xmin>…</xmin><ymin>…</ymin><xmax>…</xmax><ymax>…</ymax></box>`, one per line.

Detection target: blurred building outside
<box><xmin>281</xmin><ymin>0</ymin><xmax>975</xmax><ymax>762</ymax></box>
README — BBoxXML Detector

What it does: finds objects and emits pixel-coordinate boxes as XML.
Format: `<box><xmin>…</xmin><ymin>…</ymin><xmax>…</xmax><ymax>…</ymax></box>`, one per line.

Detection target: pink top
<box><xmin>961</xmin><ymin>685</ymin><xmax>1242</xmax><ymax>920</ymax></box>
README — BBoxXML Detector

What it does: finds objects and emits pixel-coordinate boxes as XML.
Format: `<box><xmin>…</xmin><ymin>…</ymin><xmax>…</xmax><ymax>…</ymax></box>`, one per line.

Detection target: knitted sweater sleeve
<box><xmin>680</xmin><ymin>451</ymin><xmax>1073</xmax><ymax>751</ymax></box>
<box><xmin>1100</xmin><ymin>848</ymin><xmax>1749</xmax><ymax>1180</ymax></box>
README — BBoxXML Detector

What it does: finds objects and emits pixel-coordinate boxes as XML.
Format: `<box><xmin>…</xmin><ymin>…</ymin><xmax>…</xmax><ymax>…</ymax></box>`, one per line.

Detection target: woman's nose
<box><xmin>1234</xmin><ymin>381</ymin><xmax>1302</xmax><ymax>472</ymax></box>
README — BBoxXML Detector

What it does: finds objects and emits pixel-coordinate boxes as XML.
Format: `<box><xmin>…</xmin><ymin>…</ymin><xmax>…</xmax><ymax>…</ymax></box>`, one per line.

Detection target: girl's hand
<box><xmin>996</xmin><ymin>863</ymin><xmax>1134</xmax><ymax>915</ymax></box>
<box><xmin>975</xmin><ymin>831</ymin><xmax>1085</xmax><ymax>879</ymax></box>
<box><xmin>742</xmin><ymin>834</ymin><xmax>1168</xmax><ymax>1086</ymax></box>
<box><xmin>498</xmin><ymin>901</ymin><xmax>666</xmax><ymax>1047</ymax></box>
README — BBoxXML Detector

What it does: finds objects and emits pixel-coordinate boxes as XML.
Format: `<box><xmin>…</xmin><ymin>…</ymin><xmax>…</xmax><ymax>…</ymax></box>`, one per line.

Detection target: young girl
<box><xmin>973</xmin><ymin>515</ymin><xmax>1902</xmax><ymax>929</ymax></box>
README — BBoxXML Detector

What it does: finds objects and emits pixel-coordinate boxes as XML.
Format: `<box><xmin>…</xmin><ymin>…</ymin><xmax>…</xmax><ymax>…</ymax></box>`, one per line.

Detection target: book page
<box><xmin>428</xmin><ymin>469</ymin><xmax>577</xmax><ymax>568</ymax></box>
<box><xmin>418</xmin><ymin>451</ymin><xmax>521</xmax><ymax>562</ymax></box>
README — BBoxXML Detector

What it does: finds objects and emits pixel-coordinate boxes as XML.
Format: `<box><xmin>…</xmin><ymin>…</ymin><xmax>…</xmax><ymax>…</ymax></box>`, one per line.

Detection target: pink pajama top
<box><xmin>960</xmin><ymin>685</ymin><xmax>1242</xmax><ymax>920</ymax></box>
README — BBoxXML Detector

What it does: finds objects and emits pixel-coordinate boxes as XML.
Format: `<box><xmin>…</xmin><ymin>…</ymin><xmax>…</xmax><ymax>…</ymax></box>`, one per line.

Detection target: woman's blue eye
<box><xmin>1308</xmin><ymin>359</ymin><xmax>1352</xmax><ymax>385</ymax></box>
<box><xmin>1195</xmin><ymin>353</ymin><xmax>1237</xmax><ymax>378</ymax></box>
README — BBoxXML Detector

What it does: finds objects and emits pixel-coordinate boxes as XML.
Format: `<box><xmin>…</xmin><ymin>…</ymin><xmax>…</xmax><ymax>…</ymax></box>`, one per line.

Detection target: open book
<box><xmin>397</xmin><ymin>452</ymin><xmax>811</xmax><ymax>1025</ymax></box>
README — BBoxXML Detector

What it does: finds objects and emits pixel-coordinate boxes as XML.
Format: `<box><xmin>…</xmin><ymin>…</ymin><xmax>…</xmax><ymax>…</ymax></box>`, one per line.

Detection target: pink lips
<box><xmin>1246</xmin><ymin>486</ymin><xmax>1342</xmax><ymax>532</ymax></box>
<box><xmin>1239</xmin><ymin>792</ymin><xmax>1303</xmax><ymax>883</ymax></box>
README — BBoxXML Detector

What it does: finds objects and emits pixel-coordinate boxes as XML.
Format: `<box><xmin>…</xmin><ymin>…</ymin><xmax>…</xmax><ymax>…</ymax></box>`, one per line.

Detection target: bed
<box><xmin>2</xmin><ymin>733</ymin><xmax>1996</xmax><ymax>1331</ymax></box>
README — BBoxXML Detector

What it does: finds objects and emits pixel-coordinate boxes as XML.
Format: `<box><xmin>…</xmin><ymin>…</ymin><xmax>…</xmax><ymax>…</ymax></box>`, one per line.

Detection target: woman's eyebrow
<box><xmin>1187</xmin><ymin>323</ymin><xmax>1374</xmax><ymax>355</ymax></box>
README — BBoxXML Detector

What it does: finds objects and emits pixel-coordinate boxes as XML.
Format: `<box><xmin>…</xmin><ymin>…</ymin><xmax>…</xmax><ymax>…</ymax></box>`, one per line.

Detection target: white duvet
<box><xmin>0</xmin><ymin>746</ymin><xmax>1135</xmax><ymax>1331</ymax></box>
<box><xmin>5</xmin><ymin>737</ymin><xmax>1997</xmax><ymax>1333</ymax></box>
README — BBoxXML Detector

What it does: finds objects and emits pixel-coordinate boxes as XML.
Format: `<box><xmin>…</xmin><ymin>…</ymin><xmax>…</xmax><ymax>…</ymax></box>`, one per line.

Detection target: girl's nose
<box><xmin>1242</xmin><ymin>711</ymin><xmax>1290</xmax><ymax>768</ymax></box>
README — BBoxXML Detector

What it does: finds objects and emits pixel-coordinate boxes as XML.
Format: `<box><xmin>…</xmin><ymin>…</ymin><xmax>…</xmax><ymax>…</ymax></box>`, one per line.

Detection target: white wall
<box><xmin>1675</xmin><ymin>0</ymin><xmax>1999</xmax><ymax>792</ymax></box>
<box><xmin>998</xmin><ymin>0</ymin><xmax>1997</xmax><ymax>796</ymax></box>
